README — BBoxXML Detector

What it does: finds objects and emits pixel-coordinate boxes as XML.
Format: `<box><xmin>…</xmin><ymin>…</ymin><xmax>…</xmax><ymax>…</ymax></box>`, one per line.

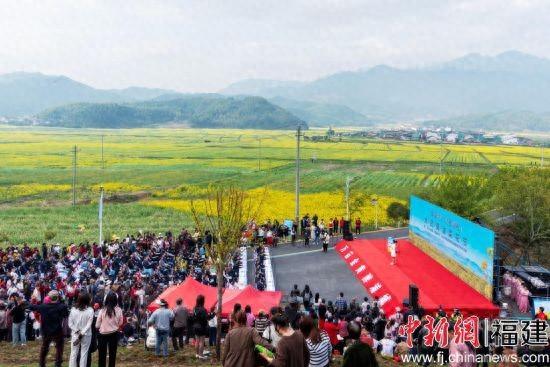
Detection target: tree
<box><xmin>422</xmin><ymin>173</ymin><xmax>491</xmax><ymax>219</ymax></box>
<box><xmin>386</xmin><ymin>202</ymin><xmax>409</xmax><ymax>227</ymax></box>
<box><xmin>491</xmin><ymin>167</ymin><xmax>549</xmax><ymax>264</ymax></box>
<box><xmin>190</xmin><ymin>187</ymin><xmax>262</xmax><ymax>359</ymax></box>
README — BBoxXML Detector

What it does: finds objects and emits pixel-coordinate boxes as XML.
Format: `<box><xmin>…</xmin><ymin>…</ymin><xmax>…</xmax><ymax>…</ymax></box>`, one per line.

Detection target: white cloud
<box><xmin>0</xmin><ymin>0</ymin><xmax>548</xmax><ymax>91</ymax></box>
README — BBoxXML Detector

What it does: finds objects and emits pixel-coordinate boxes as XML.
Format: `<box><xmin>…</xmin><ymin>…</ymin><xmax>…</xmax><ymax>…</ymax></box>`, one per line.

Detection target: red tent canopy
<box><xmin>147</xmin><ymin>277</ymin><xmax>218</xmax><ymax>312</ymax></box>
<box><xmin>221</xmin><ymin>285</ymin><xmax>283</xmax><ymax>316</ymax></box>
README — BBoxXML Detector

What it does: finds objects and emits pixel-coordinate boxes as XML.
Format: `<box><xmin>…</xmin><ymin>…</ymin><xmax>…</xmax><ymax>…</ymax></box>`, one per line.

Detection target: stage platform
<box><xmin>336</xmin><ymin>238</ymin><xmax>499</xmax><ymax>318</ymax></box>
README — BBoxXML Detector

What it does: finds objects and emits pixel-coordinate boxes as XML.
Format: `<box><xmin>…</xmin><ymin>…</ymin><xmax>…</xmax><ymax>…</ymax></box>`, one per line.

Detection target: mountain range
<box><xmin>222</xmin><ymin>51</ymin><xmax>550</xmax><ymax>130</ymax></box>
<box><xmin>1</xmin><ymin>51</ymin><xmax>550</xmax><ymax>131</ymax></box>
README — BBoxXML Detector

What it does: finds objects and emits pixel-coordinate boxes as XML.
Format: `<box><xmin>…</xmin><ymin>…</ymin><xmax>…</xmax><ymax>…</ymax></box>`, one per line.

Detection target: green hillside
<box><xmin>38</xmin><ymin>95</ymin><xmax>307</xmax><ymax>130</ymax></box>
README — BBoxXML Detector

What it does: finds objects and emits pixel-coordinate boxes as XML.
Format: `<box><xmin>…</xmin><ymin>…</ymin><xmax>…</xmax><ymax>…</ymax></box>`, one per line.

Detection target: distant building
<box><xmin>501</xmin><ymin>135</ymin><xmax>519</xmax><ymax>145</ymax></box>
<box><xmin>445</xmin><ymin>133</ymin><xmax>458</xmax><ymax>143</ymax></box>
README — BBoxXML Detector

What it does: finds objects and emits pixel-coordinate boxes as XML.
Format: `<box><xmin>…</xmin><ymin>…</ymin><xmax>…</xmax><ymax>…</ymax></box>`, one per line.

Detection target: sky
<box><xmin>1</xmin><ymin>0</ymin><xmax>549</xmax><ymax>92</ymax></box>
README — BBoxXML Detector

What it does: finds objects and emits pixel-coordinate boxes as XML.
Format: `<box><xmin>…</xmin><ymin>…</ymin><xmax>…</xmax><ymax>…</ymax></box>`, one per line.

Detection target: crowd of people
<box><xmin>254</xmin><ymin>246</ymin><xmax>268</xmax><ymax>291</ymax></box>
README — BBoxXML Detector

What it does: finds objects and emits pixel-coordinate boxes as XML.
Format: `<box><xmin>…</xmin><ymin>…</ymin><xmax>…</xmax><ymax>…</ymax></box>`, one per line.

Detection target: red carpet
<box><xmin>336</xmin><ymin>238</ymin><xmax>499</xmax><ymax>318</ymax></box>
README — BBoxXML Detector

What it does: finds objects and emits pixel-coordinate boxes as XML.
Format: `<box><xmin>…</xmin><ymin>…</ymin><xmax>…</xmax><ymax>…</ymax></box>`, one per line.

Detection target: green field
<box><xmin>0</xmin><ymin>126</ymin><xmax>544</xmax><ymax>245</ymax></box>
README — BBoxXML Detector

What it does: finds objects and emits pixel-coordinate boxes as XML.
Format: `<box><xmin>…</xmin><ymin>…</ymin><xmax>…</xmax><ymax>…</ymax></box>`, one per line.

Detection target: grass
<box><xmin>0</xmin><ymin>126</ymin><xmax>543</xmax><ymax>246</ymax></box>
<box><xmin>0</xmin><ymin>339</ymin><xmax>414</xmax><ymax>367</ymax></box>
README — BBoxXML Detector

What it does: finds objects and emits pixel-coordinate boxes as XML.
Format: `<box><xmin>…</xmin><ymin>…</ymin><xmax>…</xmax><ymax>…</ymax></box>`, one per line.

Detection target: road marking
<box><xmin>247</xmin><ymin>236</ymin><xmax>407</xmax><ymax>261</ymax></box>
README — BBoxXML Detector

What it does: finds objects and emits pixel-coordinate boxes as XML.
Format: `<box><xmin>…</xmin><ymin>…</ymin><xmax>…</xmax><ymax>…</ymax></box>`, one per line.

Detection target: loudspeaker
<box><xmin>409</xmin><ymin>284</ymin><xmax>419</xmax><ymax>310</ymax></box>
<box><xmin>342</xmin><ymin>220</ymin><xmax>353</xmax><ymax>241</ymax></box>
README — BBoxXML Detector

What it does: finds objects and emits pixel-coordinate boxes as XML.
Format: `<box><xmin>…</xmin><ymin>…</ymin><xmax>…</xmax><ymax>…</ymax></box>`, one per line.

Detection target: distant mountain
<box><xmin>38</xmin><ymin>95</ymin><xmax>306</xmax><ymax>130</ymax></box>
<box><xmin>423</xmin><ymin>111</ymin><xmax>550</xmax><ymax>132</ymax></box>
<box><xmin>221</xmin><ymin>51</ymin><xmax>550</xmax><ymax>129</ymax></box>
<box><xmin>268</xmin><ymin>97</ymin><xmax>374</xmax><ymax>126</ymax></box>
<box><xmin>221</xmin><ymin>79</ymin><xmax>305</xmax><ymax>96</ymax></box>
<box><xmin>0</xmin><ymin>72</ymin><xmax>173</xmax><ymax>117</ymax></box>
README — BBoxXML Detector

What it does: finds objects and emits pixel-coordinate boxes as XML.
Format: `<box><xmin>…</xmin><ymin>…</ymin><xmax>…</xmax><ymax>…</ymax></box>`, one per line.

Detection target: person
<box><xmin>221</xmin><ymin>310</ymin><xmax>273</xmax><ymax>367</ymax></box>
<box><xmin>342</xmin><ymin>321</ymin><xmax>378</xmax><ymax>367</ymax></box>
<box><xmin>335</xmin><ymin>292</ymin><xmax>347</xmax><ymax>313</ymax></box>
<box><xmin>0</xmin><ymin>301</ymin><xmax>8</xmax><ymax>342</ymax></box>
<box><xmin>28</xmin><ymin>290</ymin><xmax>69</xmax><ymax>367</ymax></box>
<box><xmin>172</xmin><ymin>298</ymin><xmax>188</xmax><ymax>350</ymax></box>
<box><xmin>380</xmin><ymin>335</ymin><xmax>397</xmax><ymax>357</ymax></box>
<box><xmin>96</xmin><ymin>292</ymin><xmax>123</xmax><ymax>367</ymax></box>
<box><xmin>230</xmin><ymin>303</ymin><xmax>242</xmax><ymax>329</ymax></box>
<box><xmin>322</xmin><ymin>231</ymin><xmax>330</xmax><ymax>253</ymax></box>
<box><xmin>245</xmin><ymin>305</ymin><xmax>256</xmax><ymax>328</ymax></box>
<box><xmin>300</xmin><ymin>316</ymin><xmax>332</xmax><ymax>367</ymax></box>
<box><xmin>148</xmin><ymin>298</ymin><xmax>174</xmax><ymax>357</ymax></box>
<box><xmin>263</xmin><ymin>306</ymin><xmax>283</xmax><ymax>348</ymax></box>
<box><xmin>259</xmin><ymin>313</ymin><xmax>310</xmax><ymax>367</ymax></box>
<box><xmin>192</xmin><ymin>294</ymin><xmax>209</xmax><ymax>360</ymax></box>
<box><xmin>68</xmin><ymin>293</ymin><xmax>94</xmax><ymax>367</ymax></box>
<box><xmin>208</xmin><ymin>306</ymin><xmax>217</xmax><ymax>347</ymax></box>
<box><xmin>355</xmin><ymin>218</ymin><xmax>361</xmax><ymax>234</ymax></box>
<box><xmin>322</xmin><ymin>316</ymin><xmax>340</xmax><ymax>353</ymax></box>
<box><xmin>255</xmin><ymin>310</ymin><xmax>270</xmax><ymax>336</ymax></box>
<box><xmin>389</xmin><ymin>240</ymin><xmax>397</xmax><ymax>265</ymax></box>
<box><xmin>535</xmin><ymin>306</ymin><xmax>547</xmax><ymax>320</ymax></box>
<box><xmin>8</xmin><ymin>294</ymin><xmax>26</xmax><ymax>346</ymax></box>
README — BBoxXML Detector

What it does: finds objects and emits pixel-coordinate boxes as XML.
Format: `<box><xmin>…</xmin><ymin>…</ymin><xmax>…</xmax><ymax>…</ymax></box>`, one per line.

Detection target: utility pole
<box><xmin>295</xmin><ymin>126</ymin><xmax>301</xmax><ymax>231</ymax></box>
<box><xmin>371</xmin><ymin>197</ymin><xmax>379</xmax><ymax>230</ymax></box>
<box><xmin>439</xmin><ymin>134</ymin><xmax>443</xmax><ymax>174</ymax></box>
<box><xmin>101</xmin><ymin>134</ymin><xmax>105</xmax><ymax>169</ymax></box>
<box><xmin>541</xmin><ymin>145</ymin><xmax>545</xmax><ymax>168</ymax></box>
<box><xmin>345</xmin><ymin>176</ymin><xmax>352</xmax><ymax>221</ymax></box>
<box><xmin>258</xmin><ymin>137</ymin><xmax>261</xmax><ymax>171</ymax></box>
<box><xmin>72</xmin><ymin>145</ymin><xmax>78</xmax><ymax>206</ymax></box>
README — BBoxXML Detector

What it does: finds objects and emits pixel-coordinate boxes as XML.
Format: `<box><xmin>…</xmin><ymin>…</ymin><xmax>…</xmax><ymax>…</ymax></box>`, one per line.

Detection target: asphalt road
<box><xmin>248</xmin><ymin>228</ymin><xmax>408</xmax><ymax>304</ymax></box>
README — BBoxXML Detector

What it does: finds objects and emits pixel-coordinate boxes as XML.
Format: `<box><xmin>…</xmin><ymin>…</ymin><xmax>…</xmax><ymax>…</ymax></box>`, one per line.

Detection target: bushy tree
<box><xmin>422</xmin><ymin>173</ymin><xmax>491</xmax><ymax>219</ymax></box>
<box><xmin>386</xmin><ymin>202</ymin><xmax>409</xmax><ymax>226</ymax></box>
<box><xmin>190</xmin><ymin>186</ymin><xmax>262</xmax><ymax>359</ymax></box>
<box><xmin>491</xmin><ymin>167</ymin><xmax>549</xmax><ymax>264</ymax></box>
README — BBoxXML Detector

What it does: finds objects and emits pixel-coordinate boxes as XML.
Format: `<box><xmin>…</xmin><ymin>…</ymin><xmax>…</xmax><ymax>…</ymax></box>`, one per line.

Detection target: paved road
<box><xmin>247</xmin><ymin>228</ymin><xmax>408</xmax><ymax>303</ymax></box>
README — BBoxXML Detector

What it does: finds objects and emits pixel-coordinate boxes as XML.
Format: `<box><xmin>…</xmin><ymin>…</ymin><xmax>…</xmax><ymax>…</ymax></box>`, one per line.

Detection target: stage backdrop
<box><xmin>409</xmin><ymin>196</ymin><xmax>495</xmax><ymax>300</ymax></box>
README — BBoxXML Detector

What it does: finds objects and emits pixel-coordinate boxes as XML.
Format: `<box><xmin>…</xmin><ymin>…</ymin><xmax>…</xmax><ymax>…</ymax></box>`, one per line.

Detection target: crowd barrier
<box><xmin>237</xmin><ymin>246</ymin><xmax>247</xmax><ymax>289</ymax></box>
<box><xmin>264</xmin><ymin>247</ymin><xmax>276</xmax><ymax>291</ymax></box>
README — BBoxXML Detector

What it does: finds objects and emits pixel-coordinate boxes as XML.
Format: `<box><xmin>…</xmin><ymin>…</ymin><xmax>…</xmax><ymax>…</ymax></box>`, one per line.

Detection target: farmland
<box><xmin>0</xmin><ymin>125</ymin><xmax>544</xmax><ymax>245</ymax></box>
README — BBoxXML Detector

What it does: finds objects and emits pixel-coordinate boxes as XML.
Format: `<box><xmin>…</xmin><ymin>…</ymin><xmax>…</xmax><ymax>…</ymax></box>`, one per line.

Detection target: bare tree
<box><xmin>190</xmin><ymin>186</ymin><xmax>261</xmax><ymax>359</ymax></box>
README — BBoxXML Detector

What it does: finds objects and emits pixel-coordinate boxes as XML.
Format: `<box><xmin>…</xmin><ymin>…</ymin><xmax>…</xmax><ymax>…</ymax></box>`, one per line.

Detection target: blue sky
<box><xmin>1</xmin><ymin>0</ymin><xmax>548</xmax><ymax>91</ymax></box>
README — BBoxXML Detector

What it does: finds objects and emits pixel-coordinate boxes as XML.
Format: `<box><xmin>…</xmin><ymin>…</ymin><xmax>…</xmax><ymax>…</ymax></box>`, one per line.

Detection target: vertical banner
<box><xmin>409</xmin><ymin>196</ymin><xmax>495</xmax><ymax>299</ymax></box>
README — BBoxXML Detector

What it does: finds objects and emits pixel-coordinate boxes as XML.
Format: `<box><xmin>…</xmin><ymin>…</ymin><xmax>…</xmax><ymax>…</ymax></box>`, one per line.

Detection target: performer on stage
<box><xmin>389</xmin><ymin>239</ymin><xmax>397</xmax><ymax>265</ymax></box>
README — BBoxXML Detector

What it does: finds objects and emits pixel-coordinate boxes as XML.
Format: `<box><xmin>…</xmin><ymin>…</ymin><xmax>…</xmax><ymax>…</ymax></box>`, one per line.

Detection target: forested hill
<box><xmin>37</xmin><ymin>95</ymin><xmax>307</xmax><ymax>130</ymax></box>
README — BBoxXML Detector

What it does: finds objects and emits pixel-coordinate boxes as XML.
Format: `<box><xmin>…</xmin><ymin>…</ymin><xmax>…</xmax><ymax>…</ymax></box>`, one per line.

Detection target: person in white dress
<box><xmin>68</xmin><ymin>293</ymin><xmax>94</xmax><ymax>367</ymax></box>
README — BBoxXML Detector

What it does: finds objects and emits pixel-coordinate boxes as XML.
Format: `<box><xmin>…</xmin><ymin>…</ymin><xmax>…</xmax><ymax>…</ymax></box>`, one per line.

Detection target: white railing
<box><xmin>264</xmin><ymin>247</ymin><xmax>276</xmax><ymax>291</ymax></box>
<box><xmin>237</xmin><ymin>246</ymin><xmax>247</xmax><ymax>289</ymax></box>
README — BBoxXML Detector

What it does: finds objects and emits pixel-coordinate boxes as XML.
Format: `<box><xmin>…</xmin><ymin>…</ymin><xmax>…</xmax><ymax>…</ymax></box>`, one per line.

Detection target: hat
<box><xmin>158</xmin><ymin>299</ymin><xmax>168</xmax><ymax>307</ymax></box>
<box><xmin>47</xmin><ymin>290</ymin><xmax>59</xmax><ymax>303</ymax></box>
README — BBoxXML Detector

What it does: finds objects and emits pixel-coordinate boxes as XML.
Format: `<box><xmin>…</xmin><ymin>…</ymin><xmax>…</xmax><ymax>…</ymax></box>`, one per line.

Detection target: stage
<box><xmin>336</xmin><ymin>238</ymin><xmax>499</xmax><ymax>318</ymax></box>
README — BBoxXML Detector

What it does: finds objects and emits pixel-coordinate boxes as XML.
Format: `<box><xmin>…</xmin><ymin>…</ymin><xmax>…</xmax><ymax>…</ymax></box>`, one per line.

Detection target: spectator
<box><xmin>192</xmin><ymin>294</ymin><xmax>208</xmax><ymax>360</ymax></box>
<box><xmin>68</xmin><ymin>293</ymin><xmax>94</xmax><ymax>367</ymax></box>
<box><xmin>255</xmin><ymin>310</ymin><xmax>270</xmax><ymax>336</ymax></box>
<box><xmin>148</xmin><ymin>298</ymin><xmax>174</xmax><ymax>357</ymax></box>
<box><xmin>300</xmin><ymin>316</ymin><xmax>332</xmax><ymax>367</ymax></box>
<box><xmin>171</xmin><ymin>298</ymin><xmax>188</xmax><ymax>350</ymax></box>
<box><xmin>96</xmin><ymin>292</ymin><xmax>123</xmax><ymax>367</ymax></box>
<box><xmin>0</xmin><ymin>301</ymin><xmax>8</xmax><ymax>342</ymax></box>
<box><xmin>259</xmin><ymin>313</ymin><xmax>310</xmax><ymax>367</ymax></box>
<box><xmin>263</xmin><ymin>306</ymin><xmax>283</xmax><ymax>348</ymax></box>
<box><xmin>208</xmin><ymin>306</ymin><xmax>217</xmax><ymax>347</ymax></box>
<box><xmin>29</xmin><ymin>290</ymin><xmax>69</xmax><ymax>367</ymax></box>
<box><xmin>221</xmin><ymin>310</ymin><xmax>273</xmax><ymax>367</ymax></box>
<box><xmin>342</xmin><ymin>321</ymin><xmax>378</xmax><ymax>367</ymax></box>
<box><xmin>245</xmin><ymin>305</ymin><xmax>255</xmax><ymax>328</ymax></box>
<box><xmin>8</xmin><ymin>294</ymin><xmax>27</xmax><ymax>346</ymax></box>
